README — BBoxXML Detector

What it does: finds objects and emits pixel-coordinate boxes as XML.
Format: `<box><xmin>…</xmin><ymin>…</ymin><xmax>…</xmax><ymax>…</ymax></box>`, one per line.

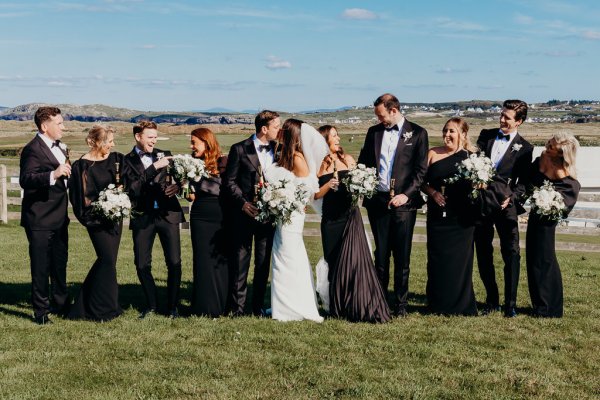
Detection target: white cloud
<box><xmin>265</xmin><ymin>56</ymin><xmax>291</xmax><ymax>70</ymax></box>
<box><xmin>141</xmin><ymin>44</ymin><xmax>156</xmax><ymax>49</ymax></box>
<box><xmin>514</xmin><ymin>13</ymin><xmax>533</xmax><ymax>25</ymax></box>
<box><xmin>435</xmin><ymin>67</ymin><xmax>470</xmax><ymax>74</ymax></box>
<box><xmin>582</xmin><ymin>30</ymin><xmax>600</xmax><ymax>40</ymax></box>
<box><xmin>434</xmin><ymin>17</ymin><xmax>486</xmax><ymax>32</ymax></box>
<box><xmin>341</xmin><ymin>8</ymin><xmax>377</xmax><ymax>20</ymax></box>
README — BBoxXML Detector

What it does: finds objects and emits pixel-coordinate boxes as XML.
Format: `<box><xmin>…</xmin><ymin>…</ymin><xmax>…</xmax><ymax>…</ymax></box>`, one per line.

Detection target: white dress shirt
<box><xmin>252</xmin><ymin>134</ymin><xmax>274</xmax><ymax>172</ymax></box>
<box><xmin>377</xmin><ymin>117</ymin><xmax>404</xmax><ymax>192</ymax></box>
<box><xmin>37</xmin><ymin>133</ymin><xmax>66</xmax><ymax>186</ymax></box>
<box><xmin>490</xmin><ymin>130</ymin><xmax>517</xmax><ymax>168</ymax></box>
<box><xmin>135</xmin><ymin>146</ymin><xmax>153</xmax><ymax>169</ymax></box>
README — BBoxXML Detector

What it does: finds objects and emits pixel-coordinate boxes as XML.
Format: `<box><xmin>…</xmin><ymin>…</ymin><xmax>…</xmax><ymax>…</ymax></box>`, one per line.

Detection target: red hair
<box><xmin>190</xmin><ymin>128</ymin><xmax>221</xmax><ymax>175</ymax></box>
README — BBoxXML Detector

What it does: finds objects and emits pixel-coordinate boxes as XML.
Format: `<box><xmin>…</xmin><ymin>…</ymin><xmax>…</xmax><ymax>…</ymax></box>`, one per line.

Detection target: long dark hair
<box><xmin>277</xmin><ymin>118</ymin><xmax>303</xmax><ymax>171</ymax></box>
<box><xmin>318</xmin><ymin>124</ymin><xmax>348</xmax><ymax>168</ymax></box>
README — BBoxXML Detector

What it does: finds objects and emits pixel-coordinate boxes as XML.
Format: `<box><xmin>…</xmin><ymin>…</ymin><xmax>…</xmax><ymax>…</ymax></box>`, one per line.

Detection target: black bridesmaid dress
<box><xmin>525</xmin><ymin>157</ymin><xmax>580</xmax><ymax>318</ymax></box>
<box><xmin>189</xmin><ymin>156</ymin><xmax>229</xmax><ymax>317</ymax></box>
<box><xmin>68</xmin><ymin>152</ymin><xmax>124</xmax><ymax>321</ymax></box>
<box><xmin>319</xmin><ymin>171</ymin><xmax>391</xmax><ymax>323</ymax></box>
<box><xmin>425</xmin><ymin>151</ymin><xmax>478</xmax><ymax>316</ymax></box>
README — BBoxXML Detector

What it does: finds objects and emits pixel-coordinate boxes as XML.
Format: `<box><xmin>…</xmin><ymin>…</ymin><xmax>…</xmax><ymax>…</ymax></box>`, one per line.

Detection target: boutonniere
<box><xmin>403</xmin><ymin>131</ymin><xmax>413</xmax><ymax>142</ymax></box>
<box><xmin>511</xmin><ymin>143</ymin><xmax>522</xmax><ymax>152</ymax></box>
<box><xmin>156</xmin><ymin>152</ymin><xmax>165</xmax><ymax>159</ymax></box>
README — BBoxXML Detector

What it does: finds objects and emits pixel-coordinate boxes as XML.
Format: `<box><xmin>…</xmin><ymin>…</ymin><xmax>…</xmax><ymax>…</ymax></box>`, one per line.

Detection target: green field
<box><xmin>1</xmin><ymin>221</ymin><xmax>599</xmax><ymax>399</ymax></box>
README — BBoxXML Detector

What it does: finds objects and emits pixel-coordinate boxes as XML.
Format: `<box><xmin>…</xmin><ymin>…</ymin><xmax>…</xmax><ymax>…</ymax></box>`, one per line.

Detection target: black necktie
<box><xmin>496</xmin><ymin>133</ymin><xmax>510</xmax><ymax>142</ymax></box>
<box><xmin>258</xmin><ymin>144</ymin><xmax>271</xmax><ymax>152</ymax></box>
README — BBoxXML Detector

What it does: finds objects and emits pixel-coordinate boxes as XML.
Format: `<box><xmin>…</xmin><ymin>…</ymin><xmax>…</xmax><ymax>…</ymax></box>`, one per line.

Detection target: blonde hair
<box><xmin>549</xmin><ymin>131</ymin><xmax>579</xmax><ymax>179</ymax></box>
<box><xmin>443</xmin><ymin>117</ymin><xmax>477</xmax><ymax>152</ymax></box>
<box><xmin>86</xmin><ymin>125</ymin><xmax>115</xmax><ymax>150</ymax></box>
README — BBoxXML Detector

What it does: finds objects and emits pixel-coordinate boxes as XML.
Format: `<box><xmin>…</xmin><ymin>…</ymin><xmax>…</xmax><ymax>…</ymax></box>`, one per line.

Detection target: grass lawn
<box><xmin>0</xmin><ymin>221</ymin><xmax>598</xmax><ymax>399</ymax></box>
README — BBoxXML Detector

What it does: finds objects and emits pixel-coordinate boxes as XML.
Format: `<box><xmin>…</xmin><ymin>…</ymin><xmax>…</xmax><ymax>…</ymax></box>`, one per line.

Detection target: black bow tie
<box><xmin>258</xmin><ymin>144</ymin><xmax>271</xmax><ymax>152</ymax></box>
<box><xmin>51</xmin><ymin>140</ymin><xmax>61</xmax><ymax>148</ymax></box>
<box><xmin>385</xmin><ymin>125</ymin><xmax>399</xmax><ymax>132</ymax></box>
<box><xmin>496</xmin><ymin>133</ymin><xmax>510</xmax><ymax>142</ymax></box>
<box><xmin>139</xmin><ymin>151</ymin><xmax>152</xmax><ymax>158</ymax></box>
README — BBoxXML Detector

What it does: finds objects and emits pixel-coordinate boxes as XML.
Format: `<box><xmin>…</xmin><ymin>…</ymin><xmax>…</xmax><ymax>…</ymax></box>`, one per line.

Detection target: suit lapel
<box><xmin>244</xmin><ymin>137</ymin><xmax>261</xmax><ymax>173</ymax></box>
<box><xmin>485</xmin><ymin>132</ymin><xmax>496</xmax><ymax>157</ymax></box>
<box><xmin>497</xmin><ymin>133</ymin><xmax>521</xmax><ymax>171</ymax></box>
<box><xmin>373</xmin><ymin>127</ymin><xmax>384</xmax><ymax>165</ymax></box>
<box><xmin>127</xmin><ymin>148</ymin><xmax>146</xmax><ymax>175</ymax></box>
<box><xmin>391</xmin><ymin>120</ymin><xmax>411</xmax><ymax>171</ymax></box>
<box><xmin>34</xmin><ymin>135</ymin><xmax>60</xmax><ymax>167</ymax></box>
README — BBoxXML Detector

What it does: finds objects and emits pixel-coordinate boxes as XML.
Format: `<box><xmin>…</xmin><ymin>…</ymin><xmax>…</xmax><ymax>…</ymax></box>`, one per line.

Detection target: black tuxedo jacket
<box><xmin>358</xmin><ymin>119</ymin><xmax>429</xmax><ymax>211</ymax></box>
<box><xmin>122</xmin><ymin>148</ymin><xmax>185</xmax><ymax>230</ymax></box>
<box><xmin>477</xmin><ymin>128</ymin><xmax>533</xmax><ymax>213</ymax></box>
<box><xmin>19</xmin><ymin>135</ymin><xmax>69</xmax><ymax>230</ymax></box>
<box><xmin>222</xmin><ymin>136</ymin><xmax>278</xmax><ymax>210</ymax></box>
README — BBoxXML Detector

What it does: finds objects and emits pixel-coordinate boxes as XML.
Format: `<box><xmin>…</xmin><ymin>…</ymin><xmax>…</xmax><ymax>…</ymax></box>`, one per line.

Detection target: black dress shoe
<box><xmin>480</xmin><ymin>304</ymin><xmax>501</xmax><ymax>316</ymax></box>
<box><xmin>504</xmin><ymin>307</ymin><xmax>517</xmax><ymax>318</ymax></box>
<box><xmin>168</xmin><ymin>308</ymin><xmax>179</xmax><ymax>319</ymax></box>
<box><xmin>139</xmin><ymin>308</ymin><xmax>157</xmax><ymax>319</ymax></box>
<box><xmin>34</xmin><ymin>315</ymin><xmax>53</xmax><ymax>325</ymax></box>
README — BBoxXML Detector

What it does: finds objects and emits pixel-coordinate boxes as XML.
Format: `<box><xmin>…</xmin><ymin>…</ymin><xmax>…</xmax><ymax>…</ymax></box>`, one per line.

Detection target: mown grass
<box><xmin>0</xmin><ymin>220</ymin><xmax>599</xmax><ymax>399</ymax></box>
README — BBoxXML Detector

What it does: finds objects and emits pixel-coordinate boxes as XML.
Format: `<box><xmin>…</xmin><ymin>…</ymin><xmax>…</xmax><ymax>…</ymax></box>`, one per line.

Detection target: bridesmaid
<box><xmin>187</xmin><ymin>128</ymin><xmax>229</xmax><ymax>317</ymax></box>
<box><xmin>68</xmin><ymin>125</ymin><xmax>124</xmax><ymax>321</ymax></box>
<box><xmin>421</xmin><ymin>118</ymin><xmax>478</xmax><ymax>316</ymax></box>
<box><xmin>525</xmin><ymin>132</ymin><xmax>580</xmax><ymax>318</ymax></box>
<box><xmin>315</xmin><ymin>125</ymin><xmax>391</xmax><ymax>323</ymax></box>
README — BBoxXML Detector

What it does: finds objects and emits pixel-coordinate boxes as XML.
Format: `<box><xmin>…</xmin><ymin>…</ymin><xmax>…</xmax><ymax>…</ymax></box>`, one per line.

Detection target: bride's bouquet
<box><xmin>169</xmin><ymin>154</ymin><xmax>209</xmax><ymax>197</ymax></box>
<box><xmin>445</xmin><ymin>153</ymin><xmax>495</xmax><ymax>198</ymax></box>
<box><xmin>529</xmin><ymin>180</ymin><xmax>566</xmax><ymax>221</ymax></box>
<box><xmin>342</xmin><ymin>163</ymin><xmax>378</xmax><ymax>206</ymax></box>
<box><xmin>92</xmin><ymin>184</ymin><xmax>132</xmax><ymax>222</ymax></box>
<box><xmin>255</xmin><ymin>178</ymin><xmax>310</xmax><ymax>226</ymax></box>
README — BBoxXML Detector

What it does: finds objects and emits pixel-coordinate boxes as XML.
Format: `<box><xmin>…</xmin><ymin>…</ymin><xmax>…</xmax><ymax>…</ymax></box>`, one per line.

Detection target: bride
<box><xmin>265</xmin><ymin>119</ymin><xmax>328</xmax><ymax>322</ymax></box>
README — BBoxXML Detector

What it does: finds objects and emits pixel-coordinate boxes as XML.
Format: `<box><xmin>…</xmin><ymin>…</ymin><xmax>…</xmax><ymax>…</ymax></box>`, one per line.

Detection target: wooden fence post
<box><xmin>0</xmin><ymin>165</ymin><xmax>7</xmax><ymax>224</ymax></box>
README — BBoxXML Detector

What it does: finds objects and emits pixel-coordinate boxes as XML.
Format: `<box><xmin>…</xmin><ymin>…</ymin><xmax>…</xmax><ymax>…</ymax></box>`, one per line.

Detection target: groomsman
<box><xmin>123</xmin><ymin>121</ymin><xmax>184</xmax><ymax>318</ymax></box>
<box><xmin>223</xmin><ymin>110</ymin><xmax>280</xmax><ymax>316</ymax></box>
<box><xmin>20</xmin><ymin>106</ymin><xmax>71</xmax><ymax>324</ymax></box>
<box><xmin>358</xmin><ymin>94</ymin><xmax>428</xmax><ymax>316</ymax></box>
<box><xmin>475</xmin><ymin>99</ymin><xmax>533</xmax><ymax>317</ymax></box>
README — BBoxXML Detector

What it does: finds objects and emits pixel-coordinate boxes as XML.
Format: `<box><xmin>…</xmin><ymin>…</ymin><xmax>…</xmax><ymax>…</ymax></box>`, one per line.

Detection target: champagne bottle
<box><xmin>65</xmin><ymin>148</ymin><xmax>71</xmax><ymax>166</ymax></box>
<box><xmin>254</xmin><ymin>165</ymin><xmax>262</xmax><ymax>203</ymax></box>
<box><xmin>332</xmin><ymin>159</ymin><xmax>338</xmax><ymax>192</ymax></box>
<box><xmin>388</xmin><ymin>178</ymin><xmax>396</xmax><ymax>209</ymax></box>
<box><xmin>440</xmin><ymin>185</ymin><xmax>446</xmax><ymax>218</ymax></box>
<box><xmin>115</xmin><ymin>161</ymin><xmax>121</xmax><ymax>185</ymax></box>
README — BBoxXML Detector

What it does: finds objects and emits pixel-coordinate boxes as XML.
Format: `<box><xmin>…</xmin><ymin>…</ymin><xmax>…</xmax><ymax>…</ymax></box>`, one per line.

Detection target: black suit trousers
<box><xmin>228</xmin><ymin>213</ymin><xmax>274</xmax><ymax>315</ymax></box>
<box><xmin>474</xmin><ymin>208</ymin><xmax>521</xmax><ymax>308</ymax></box>
<box><xmin>132</xmin><ymin>216</ymin><xmax>182</xmax><ymax>311</ymax></box>
<box><xmin>25</xmin><ymin>224</ymin><xmax>69</xmax><ymax>318</ymax></box>
<box><xmin>366</xmin><ymin>193</ymin><xmax>417</xmax><ymax>310</ymax></box>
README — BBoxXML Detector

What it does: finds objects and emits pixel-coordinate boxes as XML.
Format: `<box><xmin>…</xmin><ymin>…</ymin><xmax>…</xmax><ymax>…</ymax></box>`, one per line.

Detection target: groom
<box><xmin>223</xmin><ymin>110</ymin><xmax>280</xmax><ymax>316</ymax></box>
<box><xmin>20</xmin><ymin>106</ymin><xmax>71</xmax><ymax>324</ymax></box>
<box><xmin>358</xmin><ymin>93</ymin><xmax>428</xmax><ymax>316</ymax></box>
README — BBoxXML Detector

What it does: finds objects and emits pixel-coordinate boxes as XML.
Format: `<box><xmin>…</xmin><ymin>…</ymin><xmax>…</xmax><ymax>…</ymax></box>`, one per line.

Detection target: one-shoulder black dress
<box><xmin>525</xmin><ymin>157</ymin><xmax>580</xmax><ymax>318</ymax></box>
<box><xmin>68</xmin><ymin>152</ymin><xmax>124</xmax><ymax>321</ymax></box>
<box><xmin>319</xmin><ymin>170</ymin><xmax>391</xmax><ymax>323</ymax></box>
<box><xmin>425</xmin><ymin>151</ymin><xmax>478</xmax><ymax>316</ymax></box>
<box><xmin>189</xmin><ymin>156</ymin><xmax>229</xmax><ymax>317</ymax></box>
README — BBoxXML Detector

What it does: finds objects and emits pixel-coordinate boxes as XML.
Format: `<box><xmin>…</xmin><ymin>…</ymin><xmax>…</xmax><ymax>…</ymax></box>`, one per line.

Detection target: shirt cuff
<box><xmin>49</xmin><ymin>171</ymin><xmax>57</xmax><ymax>186</ymax></box>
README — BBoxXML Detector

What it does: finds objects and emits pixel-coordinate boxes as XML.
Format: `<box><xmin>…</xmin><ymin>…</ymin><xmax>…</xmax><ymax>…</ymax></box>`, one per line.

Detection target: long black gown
<box><xmin>425</xmin><ymin>151</ymin><xmax>478</xmax><ymax>316</ymax></box>
<box><xmin>526</xmin><ymin>158</ymin><xmax>580</xmax><ymax>318</ymax></box>
<box><xmin>319</xmin><ymin>171</ymin><xmax>391</xmax><ymax>323</ymax></box>
<box><xmin>68</xmin><ymin>152</ymin><xmax>124</xmax><ymax>321</ymax></box>
<box><xmin>189</xmin><ymin>156</ymin><xmax>229</xmax><ymax>317</ymax></box>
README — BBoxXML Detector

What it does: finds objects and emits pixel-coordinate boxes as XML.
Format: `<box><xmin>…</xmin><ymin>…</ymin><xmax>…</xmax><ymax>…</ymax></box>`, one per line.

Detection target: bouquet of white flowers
<box><xmin>92</xmin><ymin>184</ymin><xmax>132</xmax><ymax>222</ymax></box>
<box><xmin>255</xmin><ymin>178</ymin><xmax>310</xmax><ymax>226</ymax></box>
<box><xmin>445</xmin><ymin>153</ymin><xmax>496</xmax><ymax>198</ymax></box>
<box><xmin>529</xmin><ymin>180</ymin><xmax>566</xmax><ymax>221</ymax></box>
<box><xmin>342</xmin><ymin>163</ymin><xmax>378</xmax><ymax>206</ymax></box>
<box><xmin>169</xmin><ymin>154</ymin><xmax>209</xmax><ymax>197</ymax></box>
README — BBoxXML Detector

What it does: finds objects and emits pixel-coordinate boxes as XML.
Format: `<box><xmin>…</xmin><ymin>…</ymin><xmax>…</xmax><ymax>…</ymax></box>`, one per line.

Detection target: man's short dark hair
<box><xmin>255</xmin><ymin>110</ymin><xmax>280</xmax><ymax>132</ymax></box>
<box><xmin>34</xmin><ymin>107</ymin><xmax>61</xmax><ymax>131</ymax></box>
<box><xmin>133</xmin><ymin>120</ymin><xmax>158</xmax><ymax>136</ymax></box>
<box><xmin>503</xmin><ymin>99</ymin><xmax>528</xmax><ymax>122</ymax></box>
<box><xmin>374</xmin><ymin>93</ymin><xmax>401</xmax><ymax>113</ymax></box>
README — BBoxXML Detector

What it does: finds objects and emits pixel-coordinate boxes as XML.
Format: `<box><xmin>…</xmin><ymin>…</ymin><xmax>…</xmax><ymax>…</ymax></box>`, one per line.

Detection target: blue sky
<box><xmin>0</xmin><ymin>0</ymin><xmax>599</xmax><ymax>111</ymax></box>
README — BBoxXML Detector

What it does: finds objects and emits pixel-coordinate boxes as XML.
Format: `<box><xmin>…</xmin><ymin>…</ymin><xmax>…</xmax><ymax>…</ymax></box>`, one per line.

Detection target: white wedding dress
<box><xmin>267</xmin><ymin>167</ymin><xmax>323</xmax><ymax>323</ymax></box>
<box><xmin>265</xmin><ymin>124</ymin><xmax>329</xmax><ymax>323</ymax></box>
